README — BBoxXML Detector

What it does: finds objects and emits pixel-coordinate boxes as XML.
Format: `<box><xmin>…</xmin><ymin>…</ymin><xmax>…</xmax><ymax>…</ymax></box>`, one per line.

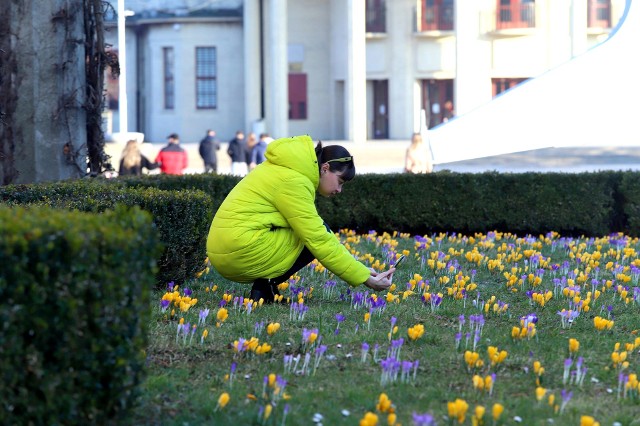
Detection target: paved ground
<box><xmin>105</xmin><ymin>140</ymin><xmax>640</xmax><ymax>175</ymax></box>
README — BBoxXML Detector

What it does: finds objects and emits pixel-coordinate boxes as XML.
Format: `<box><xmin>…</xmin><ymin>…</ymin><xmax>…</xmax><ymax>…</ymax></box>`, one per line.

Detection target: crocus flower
<box><xmin>447</xmin><ymin>398</ymin><xmax>468</xmax><ymax>424</ymax></box>
<box><xmin>412</xmin><ymin>412</ymin><xmax>436</xmax><ymax>426</ymax></box>
<box><xmin>216</xmin><ymin>392</ymin><xmax>230</xmax><ymax>410</ymax></box>
<box><xmin>199</xmin><ymin>308</ymin><xmax>210</xmax><ymax>326</ymax></box>
<box><xmin>580</xmin><ymin>415</ymin><xmax>600</xmax><ymax>426</ymax></box>
<box><xmin>360</xmin><ymin>412</ymin><xmax>379</xmax><ymax>426</ymax></box>
<box><xmin>535</xmin><ymin>386</ymin><xmax>546</xmax><ymax>402</ymax></box>
<box><xmin>492</xmin><ymin>403</ymin><xmax>504</xmax><ymax>421</ymax></box>
<box><xmin>569</xmin><ymin>338</ymin><xmax>580</xmax><ymax>355</ymax></box>
<box><xmin>267</xmin><ymin>322</ymin><xmax>280</xmax><ymax>335</ymax></box>
<box><xmin>217</xmin><ymin>307</ymin><xmax>229</xmax><ymax>323</ymax></box>
<box><xmin>160</xmin><ymin>299</ymin><xmax>170</xmax><ymax>312</ymax></box>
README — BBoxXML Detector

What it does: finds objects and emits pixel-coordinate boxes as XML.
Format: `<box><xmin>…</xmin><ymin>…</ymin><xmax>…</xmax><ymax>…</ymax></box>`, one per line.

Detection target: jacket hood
<box><xmin>265</xmin><ymin>135</ymin><xmax>319</xmax><ymax>188</ymax></box>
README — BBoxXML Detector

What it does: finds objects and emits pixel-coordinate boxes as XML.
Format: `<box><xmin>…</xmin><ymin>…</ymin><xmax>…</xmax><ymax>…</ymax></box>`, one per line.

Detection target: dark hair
<box><xmin>315</xmin><ymin>141</ymin><xmax>356</xmax><ymax>181</ymax></box>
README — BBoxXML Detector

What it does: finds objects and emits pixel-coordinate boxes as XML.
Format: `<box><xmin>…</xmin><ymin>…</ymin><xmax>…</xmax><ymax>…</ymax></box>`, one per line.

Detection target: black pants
<box><xmin>253</xmin><ymin>222</ymin><xmax>331</xmax><ymax>289</ymax></box>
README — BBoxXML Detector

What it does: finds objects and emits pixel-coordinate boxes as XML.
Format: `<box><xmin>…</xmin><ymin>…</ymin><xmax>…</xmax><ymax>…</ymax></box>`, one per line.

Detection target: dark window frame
<box><xmin>420</xmin><ymin>0</ymin><xmax>454</xmax><ymax>31</ymax></box>
<box><xmin>163</xmin><ymin>47</ymin><xmax>175</xmax><ymax>110</ymax></box>
<box><xmin>588</xmin><ymin>0</ymin><xmax>611</xmax><ymax>28</ymax></box>
<box><xmin>365</xmin><ymin>0</ymin><xmax>386</xmax><ymax>33</ymax></box>
<box><xmin>288</xmin><ymin>73</ymin><xmax>308</xmax><ymax>120</ymax></box>
<box><xmin>496</xmin><ymin>0</ymin><xmax>536</xmax><ymax>29</ymax></box>
<box><xmin>195</xmin><ymin>46</ymin><xmax>217</xmax><ymax>110</ymax></box>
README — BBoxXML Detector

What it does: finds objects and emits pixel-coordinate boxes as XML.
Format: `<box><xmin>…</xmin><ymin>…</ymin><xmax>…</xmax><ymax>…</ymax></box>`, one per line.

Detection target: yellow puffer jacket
<box><xmin>206</xmin><ymin>135</ymin><xmax>370</xmax><ymax>286</ymax></box>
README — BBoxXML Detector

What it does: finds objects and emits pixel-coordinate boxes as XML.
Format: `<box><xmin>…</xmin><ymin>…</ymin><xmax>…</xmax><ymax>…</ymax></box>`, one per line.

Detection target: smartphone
<box><xmin>394</xmin><ymin>254</ymin><xmax>406</xmax><ymax>268</ymax></box>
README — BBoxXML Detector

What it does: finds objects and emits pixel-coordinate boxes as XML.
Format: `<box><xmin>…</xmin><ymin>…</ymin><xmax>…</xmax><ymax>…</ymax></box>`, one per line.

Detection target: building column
<box><xmin>454</xmin><ymin>0</ymin><xmax>492</xmax><ymax>114</ymax></box>
<box><xmin>569</xmin><ymin>0</ymin><xmax>588</xmax><ymax>57</ymax></box>
<box><xmin>346</xmin><ymin>0</ymin><xmax>367</xmax><ymax>143</ymax></box>
<box><xmin>265</xmin><ymin>0</ymin><xmax>288</xmax><ymax>138</ymax></box>
<box><xmin>244</xmin><ymin>0</ymin><xmax>262</xmax><ymax>133</ymax></box>
<box><xmin>388</xmin><ymin>0</ymin><xmax>417</xmax><ymax>139</ymax></box>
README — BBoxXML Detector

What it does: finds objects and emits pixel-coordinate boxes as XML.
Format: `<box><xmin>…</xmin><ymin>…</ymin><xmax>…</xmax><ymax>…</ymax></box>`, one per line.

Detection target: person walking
<box><xmin>405</xmin><ymin>132</ymin><xmax>433</xmax><ymax>174</ymax></box>
<box><xmin>227</xmin><ymin>130</ymin><xmax>247</xmax><ymax>176</ymax></box>
<box><xmin>207</xmin><ymin>134</ymin><xmax>396</xmax><ymax>303</ymax></box>
<box><xmin>199</xmin><ymin>129</ymin><xmax>220</xmax><ymax>173</ymax></box>
<box><xmin>118</xmin><ymin>139</ymin><xmax>159</xmax><ymax>176</ymax></box>
<box><xmin>155</xmin><ymin>133</ymin><xmax>188</xmax><ymax>175</ymax></box>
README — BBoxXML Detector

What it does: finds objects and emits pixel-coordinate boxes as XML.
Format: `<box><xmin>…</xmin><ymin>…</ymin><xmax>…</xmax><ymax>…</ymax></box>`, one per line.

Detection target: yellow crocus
<box><xmin>580</xmin><ymin>415</ymin><xmax>600</xmax><ymax>426</ymax></box>
<box><xmin>387</xmin><ymin>412</ymin><xmax>397</xmax><ymax>426</ymax></box>
<box><xmin>217</xmin><ymin>308</ymin><xmax>229</xmax><ymax>322</ymax></box>
<box><xmin>216</xmin><ymin>392</ymin><xmax>230</xmax><ymax>410</ymax></box>
<box><xmin>267</xmin><ymin>322</ymin><xmax>280</xmax><ymax>335</ymax></box>
<box><xmin>376</xmin><ymin>393</ymin><xmax>392</xmax><ymax>413</ymax></box>
<box><xmin>569</xmin><ymin>338</ymin><xmax>580</xmax><ymax>354</ymax></box>
<box><xmin>492</xmin><ymin>403</ymin><xmax>504</xmax><ymax>420</ymax></box>
<box><xmin>474</xmin><ymin>405</ymin><xmax>485</xmax><ymax>421</ymax></box>
<box><xmin>263</xmin><ymin>404</ymin><xmax>272</xmax><ymax>420</ymax></box>
<box><xmin>359</xmin><ymin>412</ymin><xmax>379</xmax><ymax>426</ymax></box>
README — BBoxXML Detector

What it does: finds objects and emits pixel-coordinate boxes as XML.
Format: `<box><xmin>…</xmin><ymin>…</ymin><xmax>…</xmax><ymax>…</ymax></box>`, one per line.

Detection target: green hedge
<box><xmin>117</xmin><ymin>173</ymin><xmax>239</xmax><ymax>210</ymax></box>
<box><xmin>0</xmin><ymin>180</ymin><xmax>213</xmax><ymax>286</ymax></box>
<box><xmin>316</xmin><ymin>171</ymin><xmax>627</xmax><ymax>236</ymax></box>
<box><xmin>114</xmin><ymin>171</ymin><xmax>633</xmax><ymax>237</ymax></box>
<box><xmin>0</xmin><ymin>205</ymin><xmax>162</xmax><ymax>425</ymax></box>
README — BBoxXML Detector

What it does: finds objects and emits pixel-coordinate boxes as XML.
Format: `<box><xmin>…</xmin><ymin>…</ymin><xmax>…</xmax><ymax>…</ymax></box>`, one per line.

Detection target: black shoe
<box><xmin>250</xmin><ymin>279</ymin><xmax>280</xmax><ymax>304</ymax></box>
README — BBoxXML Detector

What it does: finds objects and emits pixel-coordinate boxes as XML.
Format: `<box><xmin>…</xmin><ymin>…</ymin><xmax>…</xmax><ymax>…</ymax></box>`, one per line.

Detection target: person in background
<box><xmin>199</xmin><ymin>129</ymin><xmax>220</xmax><ymax>173</ymax></box>
<box><xmin>155</xmin><ymin>133</ymin><xmax>188</xmax><ymax>175</ymax></box>
<box><xmin>442</xmin><ymin>100</ymin><xmax>455</xmax><ymax>123</ymax></box>
<box><xmin>207</xmin><ymin>134</ymin><xmax>396</xmax><ymax>303</ymax></box>
<box><xmin>405</xmin><ymin>132</ymin><xmax>433</xmax><ymax>174</ymax></box>
<box><xmin>249</xmin><ymin>132</ymin><xmax>269</xmax><ymax>170</ymax></box>
<box><xmin>245</xmin><ymin>132</ymin><xmax>258</xmax><ymax>169</ymax></box>
<box><xmin>227</xmin><ymin>130</ymin><xmax>247</xmax><ymax>176</ymax></box>
<box><xmin>118</xmin><ymin>139</ymin><xmax>158</xmax><ymax>176</ymax></box>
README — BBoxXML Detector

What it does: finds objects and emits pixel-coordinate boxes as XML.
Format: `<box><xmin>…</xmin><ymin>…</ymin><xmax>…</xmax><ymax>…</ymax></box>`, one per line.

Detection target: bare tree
<box><xmin>0</xmin><ymin>0</ymin><xmax>115</xmax><ymax>185</ymax></box>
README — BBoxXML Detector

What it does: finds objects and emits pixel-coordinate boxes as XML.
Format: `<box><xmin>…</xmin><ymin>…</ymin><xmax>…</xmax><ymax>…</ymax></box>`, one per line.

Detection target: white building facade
<box><xmin>104</xmin><ymin>0</ymin><xmax>624</xmax><ymax>144</ymax></box>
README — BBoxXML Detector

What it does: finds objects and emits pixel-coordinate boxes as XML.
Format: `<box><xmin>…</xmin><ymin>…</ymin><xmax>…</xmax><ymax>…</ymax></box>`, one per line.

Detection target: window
<box><xmin>366</xmin><ymin>0</ymin><xmax>386</xmax><ymax>33</ymax></box>
<box><xmin>196</xmin><ymin>47</ymin><xmax>217</xmax><ymax>109</ymax></box>
<box><xmin>496</xmin><ymin>0</ymin><xmax>535</xmax><ymax>29</ymax></box>
<box><xmin>588</xmin><ymin>0</ymin><xmax>611</xmax><ymax>28</ymax></box>
<box><xmin>492</xmin><ymin>78</ymin><xmax>528</xmax><ymax>97</ymax></box>
<box><xmin>163</xmin><ymin>47</ymin><xmax>174</xmax><ymax>110</ymax></box>
<box><xmin>421</xmin><ymin>0</ymin><xmax>454</xmax><ymax>31</ymax></box>
<box><xmin>288</xmin><ymin>74</ymin><xmax>307</xmax><ymax>120</ymax></box>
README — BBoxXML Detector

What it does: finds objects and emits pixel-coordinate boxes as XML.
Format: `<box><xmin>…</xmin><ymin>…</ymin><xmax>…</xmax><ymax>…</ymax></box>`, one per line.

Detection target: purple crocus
<box><xmin>160</xmin><ymin>299</ymin><xmax>170</xmax><ymax>312</ymax></box>
<box><xmin>412</xmin><ymin>412</ymin><xmax>437</xmax><ymax>426</ymax></box>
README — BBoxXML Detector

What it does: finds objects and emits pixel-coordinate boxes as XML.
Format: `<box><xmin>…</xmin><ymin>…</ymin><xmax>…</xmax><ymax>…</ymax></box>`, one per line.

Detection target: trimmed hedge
<box><xmin>0</xmin><ymin>180</ymin><xmax>213</xmax><ymax>286</ymax></box>
<box><xmin>116</xmin><ymin>173</ymin><xmax>240</xmax><ymax>208</ymax></box>
<box><xmin>113</xmin><ymin>171</ymin><xmax>634</xmax><ymax>237</ymax></box>
<box><xmin>316</xmin><ymin>171</ymin><xmax>627</xmax><ymax>236</ymax></box>
<box><xmin>0</xmin><ymin>205</ymin><xmax>162</xmax><ymax>425</ymax></box>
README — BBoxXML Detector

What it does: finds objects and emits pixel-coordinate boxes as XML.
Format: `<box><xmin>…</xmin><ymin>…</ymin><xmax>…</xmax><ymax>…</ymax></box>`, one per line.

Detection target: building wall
<box><xmin>137</xmin><ymin>21</ymin><xmax>244</xmax><ymax>143</ymax></box>
<box><xmin>103</xmin><ymin>0</ymin><xmax>626</xmax><ymax>143</ymax></box>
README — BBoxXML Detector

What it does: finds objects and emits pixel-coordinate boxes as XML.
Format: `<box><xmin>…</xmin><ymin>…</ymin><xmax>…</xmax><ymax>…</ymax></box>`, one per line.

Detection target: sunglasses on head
<box><xmin>326</xmin><ymin>156</ymin><xmax>353</xmax><ymax>164</ymax></box>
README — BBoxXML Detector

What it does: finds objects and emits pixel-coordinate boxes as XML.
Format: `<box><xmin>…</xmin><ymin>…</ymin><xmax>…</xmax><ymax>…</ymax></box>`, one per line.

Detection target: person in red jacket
<box><xmin>155</xmin><ymin>133</ymin><xmax>188</xmax><ymax>175</ymax></box>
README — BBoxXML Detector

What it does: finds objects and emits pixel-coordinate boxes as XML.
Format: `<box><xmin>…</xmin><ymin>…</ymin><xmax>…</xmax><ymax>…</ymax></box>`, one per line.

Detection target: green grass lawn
<box><xmin>130</xmin><ymin>230</ymin><xmax>640</xmax><ymax>426</ymax></box>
